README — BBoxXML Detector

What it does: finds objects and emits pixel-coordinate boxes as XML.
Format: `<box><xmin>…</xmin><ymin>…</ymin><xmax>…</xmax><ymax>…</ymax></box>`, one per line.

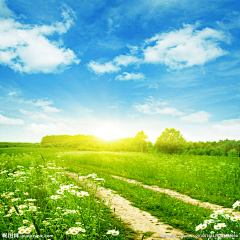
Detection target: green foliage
<box><xmin>155</xmin><ymin>128</ymin><xmax>186</xmax><ymax>154</ymax></box>
<box><xmin>40</xmin><ymin>134</ymin><xmax>152</xmax><ymax>153</ymax></box>
<box><xmin>1</xmin><ymin>131</ymin><xmax>239</xmax><ymax>158</ymax></box>
<box><xmin>0</xmin><ymin>142</ymin><xmax>41</xmax><ymax>148</ymax></box>
<box><xmin>134</xmin><ymin>131</ymin><xmax>148</xmax><ymax>152</ymax></box>
<box><xmin>228</xmin><ymin>149</ymin><xmax>238</xmax><ymax>157</ymax></box>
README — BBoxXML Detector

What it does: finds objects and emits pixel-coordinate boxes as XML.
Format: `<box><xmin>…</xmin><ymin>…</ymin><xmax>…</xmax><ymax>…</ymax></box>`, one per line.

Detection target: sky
<box><xmin>0</xmin><ymin>0</ymin><xmax>240</xmax><ymax>143</ymax></box>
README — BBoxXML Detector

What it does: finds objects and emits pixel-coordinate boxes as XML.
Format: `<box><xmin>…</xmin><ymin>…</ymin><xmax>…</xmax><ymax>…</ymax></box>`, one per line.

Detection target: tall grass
<box><xmin>52</xmin><ymin>151</ymin><xmax>240</xmax><ymax>208</ymax></box>
<box><xmin>0</xmin><ymin>153</ymin><xmax>137</xmax><ymax>239</ymax></box>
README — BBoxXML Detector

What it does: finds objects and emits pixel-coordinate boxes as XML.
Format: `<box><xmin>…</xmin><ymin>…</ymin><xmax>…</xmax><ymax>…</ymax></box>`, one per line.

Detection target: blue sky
<box><xmin>0</xmin><ymin>0</ymin><xmax>240</xmax><ymax>143</ymax></box>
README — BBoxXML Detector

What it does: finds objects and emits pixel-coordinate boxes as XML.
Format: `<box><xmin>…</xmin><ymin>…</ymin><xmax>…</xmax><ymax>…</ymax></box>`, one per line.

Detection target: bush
<box><xmin>228</xmin><ymin>149</ymin><xmax>238</xmax><ymax>157</ymax></box>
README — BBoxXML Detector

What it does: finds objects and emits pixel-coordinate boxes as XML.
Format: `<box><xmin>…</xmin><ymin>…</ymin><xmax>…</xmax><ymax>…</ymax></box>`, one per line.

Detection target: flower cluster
<box><xmin>195</xmin><ymin>200</ymin><xmax>240</xmax><ymax>239</ymax></box>
<box><xmin>18</xmin><ymin>225</ymin><xmax>35</xmax><ymax>234</ymax></box>
<box><xmin>0</xmin><ymin>155</ymin><xmax>119</xmax><ymax>239</ymax></box>
<box><xmin>65</xmin><ymin>227</ymin><xmax>86</xmax><ymax>235</ymax></box>
<box><xmin>107</xmin><ymin>229</ymin><xmax>119</xmax><ymax>236</ymax></box>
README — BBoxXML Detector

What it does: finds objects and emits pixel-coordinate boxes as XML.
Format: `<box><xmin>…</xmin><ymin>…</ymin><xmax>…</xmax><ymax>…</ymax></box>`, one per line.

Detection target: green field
<box><xmin>0</xmin><ymin>149</ymin><xmax>137</xmax><ymax>239</ymax></box>
<box><xmin>0</xmin><ymin>148</ymin><xmax>239</xmax><ymax>239</ymax></box>
<box><xmin>53</xmin><ymin>150</ymin><xmax>240</xmax><ymax>208</ymax></box>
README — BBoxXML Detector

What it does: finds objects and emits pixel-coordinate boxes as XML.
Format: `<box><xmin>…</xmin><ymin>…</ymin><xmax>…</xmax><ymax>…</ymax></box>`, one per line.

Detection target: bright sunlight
<box><xmin>95</xmin><ymin>124</ymin><xmax>124</xmax><ymax>141</ymax></box>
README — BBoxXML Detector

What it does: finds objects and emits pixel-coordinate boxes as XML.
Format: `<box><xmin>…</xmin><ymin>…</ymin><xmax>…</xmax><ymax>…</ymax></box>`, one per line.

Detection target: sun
<box><xmin>95</xmin><ymin>124</ymin><xmax>123</xmax><ymax>141</ymax></box>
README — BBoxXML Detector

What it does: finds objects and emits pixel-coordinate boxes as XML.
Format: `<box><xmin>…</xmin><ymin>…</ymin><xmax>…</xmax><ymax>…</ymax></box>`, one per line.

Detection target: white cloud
<box><xmin>126</xmin><ymin>44</ymin><xmax>139</xmax><ymax>55</ymax></box>
<box><xmin>88</xmin><ymin>23</ymin><xmax>229</xmax><ymax>76</ymax></box>
<box><xmin>114</xmin><ymin>55</ymin><xmax>140</xmax><ymax>66</ymax></box>
<box><xmin>0</xmin><ymin>114</ymin><xmax>24</xmax><ymax>125</ymax></box>
<box><xmin>19</xmin><ymin>109</ymin><xmax>30</xmax><ymax>115</ymax></box>
<box><xmin>181</xmin><ymin>111</ymin><xmax>212</xmax><ymax>123</ymax></box>
<box><xmin>87</xmin><ymin>49</ymin><xmax>140</xmax><ymax>75</ymax></box>
<box><xmin>148</xmin><ymin>83</ymin><xmax>158</xmax><ymax>89</ymax></box>
<box><xmin>31</xmin><ymin>99</ymin><xmax>53</xmax><ymax>107</ymax></box>
<box><xmin>115</xmin><ymin>72</ymin><xmax>145</xmax><ymax>81</ymax></box>
<box><xmin>158</xmin><ymin>107</ymin><xmax>185</xmax><ymax>116</ymax></box>
<box><xmin>87</xmin><ymin>60</ymin><xmax>120</xmax><ymax>74</ymax></box>
<box><xmin>214</xmin><ymin>118</ymin><xmax>240</xmax><ymax>133</ymax></box>
<box><xmin>0</xmin><ymin>3</ymin><xmax>80</xmax><ymax>74</ymax></box>
<box><xmin>20</xmin><ymin>98</ymin><xmax>62</xmax><ymax>113</ymax></box>
<box><xmin>143</xmin><ymin>23</ymin><xmax>229</xmax><ymax>69</ymax></box>
<box><xmin>133</xmin><ymin>96</ymin><xmax>184</xmax><ymax>116</ymax></box>
<box><xmin>42</xmin><ymin>106</ymin><xmax>62</xmax><ymax>113</ymax></box>
<box><xmin>30</xmin><ymin>122</ymin><xmax>70</xmax><ymax>134</ymax></box>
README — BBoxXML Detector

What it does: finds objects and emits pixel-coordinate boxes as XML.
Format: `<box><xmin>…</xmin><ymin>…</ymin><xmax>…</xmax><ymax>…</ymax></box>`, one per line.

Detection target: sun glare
<box><xmin>96</xmin><ymin>124</ymin><xmax>123</xmax><ymax>141</ymax></box>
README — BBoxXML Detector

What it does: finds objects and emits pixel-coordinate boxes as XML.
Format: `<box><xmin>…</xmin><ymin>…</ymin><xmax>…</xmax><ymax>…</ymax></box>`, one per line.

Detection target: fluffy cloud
<box><xmin>115</xmin><ymin>72</ymin><xmax>145</xmax><ymax>81</ymax></box>
<box><xmin>19</xmin><ymin>109</ymin><xmax>30</xmax><ymax>115</ymax></box>
<box><xmin>0</xmin><ymin>2</ymin><xmax>80</xmax><ymax>74</ymax></box>
<box><xmin>88</xmin><ymin>23</ymin><xmax>229</xmax><ymax>75</ymax></box>
<box><xmin>0</xmin><ymin>114</ymin><xmax>24</xmax><ymax>125</ymax></box>
<box><xmin>133</xmin><ymin>96</ymin><xmax>184</xmax><ymax>116</ymax></box>
<box><xmin>42</xmin><ymin>106</ymin><xmax>62</xmax><ymax>113</ymax></box>
<box><xmin>87</xmin><ymin>61</ymin><xmax>120</xmax><ymax>74</ymax></box>
<box><xmin>30</xmin><ymin>99</ymin><xmax>53</xmax><ymax>107</ymax></box>
<box><xmin>87</xmin><ymin>50</ymin><xmax>141</xmax><ymax>75</ymax></box>
<box><xmin>143</xmin><ymin>23</ymin><xmax>228</xmax><ymax>69</ymax></box>
<box><xmin>20</xmin><ymin>98</ymin><xmax>62</xmax><ymax>113</ymax></box>
<box><xmin>87</xmin><ymin>54</ymin><xmax>141</xmax><ymax>75</ymax></box>
<box><xmin>181</xmin><ymin>111</ymin><xmax>212</xmax><ymax>123</ymax></box>
<box><xmin>114</xmin><ymin>55</ymin><xmax>140</xmax><ymax>66</ymax></box>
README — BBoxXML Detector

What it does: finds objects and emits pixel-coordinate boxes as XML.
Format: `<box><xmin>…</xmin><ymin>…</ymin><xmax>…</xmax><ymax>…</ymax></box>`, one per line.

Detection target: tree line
<box><xmin>39</xmin><ymin>129</ymin><xmax>240</xmax><ymax>157</ymax></box>
<box><xmin>1</xmin><ymin>128</ymin><xmax>239</xmax><ymax>157</ymax></box>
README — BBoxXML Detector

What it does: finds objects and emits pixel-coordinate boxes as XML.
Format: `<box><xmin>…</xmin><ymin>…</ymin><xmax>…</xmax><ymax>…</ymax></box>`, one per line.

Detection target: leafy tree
<box><xmin>134</xmin><ymin>131</ymin><xmax>148</xmax><ymax>152</ymax></box>
<box><xmin>228</xmin><ymin>149</ymin><xmax>238</xmax><ymax>157</ymax></box>
<box><xmin>155</xmin><ymin>128</ymin><xmax>186</xmax><ymax>154</ymax></box>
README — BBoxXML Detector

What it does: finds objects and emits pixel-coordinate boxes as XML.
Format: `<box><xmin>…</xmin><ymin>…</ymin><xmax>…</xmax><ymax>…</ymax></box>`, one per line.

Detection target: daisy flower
<box><xmin>50</xmin><ymin>195</ymin><xmax>60</xmax><ymax>200</ymax></box>
<box><xmin>230</xmin><ymin>216</ymin><xmax>237</xmax><ymax>221</ymax></box>
<box><xmin>214</xmin><ymin>225</ymin><xmax>221</xmax><ymax>230</ymax></box>
<box><xmin>24</xmin><ymin>227</ymin><xmax>32</xmax><ymax>234</ymax></box>
<box><xmin>232</xmin><ymin>200</ymin><xmax>240</xmax><ymax>209</ymax></box>
<box><xmin>218</xmin><ymin>223</ymin><xmax>226</xmax><ymax>228</ymax></box>
<box><xmin>112</xmin><ymin>231</ymin><xmax>119</xmax><ymax>236</ymax></box>
<box><xmin>56</xmin><ymin>189</ymin><xmax>64</xmax><ymax>194</ymax></box>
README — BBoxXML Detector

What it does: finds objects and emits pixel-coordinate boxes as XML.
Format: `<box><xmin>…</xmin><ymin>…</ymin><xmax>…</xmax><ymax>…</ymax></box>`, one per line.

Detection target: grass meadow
<box><xmin>0</xmin><ymin>147</ymin><xmax>239</xmax><ymax>239</ymax></box>
<box><xmin>0</xmin><ymin>151</ymin><xmax>137</xmax><ymax>239</ymax></box>
<box><xmin>55</xmin><ymin>151</ymin><xmax>240</xmax><ymax>208</ymax></box>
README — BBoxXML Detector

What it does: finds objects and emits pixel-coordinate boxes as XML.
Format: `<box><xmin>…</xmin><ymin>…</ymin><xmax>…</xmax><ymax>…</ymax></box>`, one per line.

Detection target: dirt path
<box><xmin>110</xmin><ymin>175</ymin><xmax>240</xmax><ymax>217</ymax></box>
<box><xmin>66</xmin><ymin>171</ymin><xmax>202</xmax><ymax>240</ymax></box>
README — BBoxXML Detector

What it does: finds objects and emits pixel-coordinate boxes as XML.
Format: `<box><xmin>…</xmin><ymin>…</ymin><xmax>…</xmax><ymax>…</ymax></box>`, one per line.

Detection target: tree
<box><xmin>155</xmin><ymin>128</ymin><xmax>186</xmax><ymax>154</ymax></box>
<box><xmin>134</xmin><ymin>131</ymin><xmax>148</xmax><ymax>152</ymax></box>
